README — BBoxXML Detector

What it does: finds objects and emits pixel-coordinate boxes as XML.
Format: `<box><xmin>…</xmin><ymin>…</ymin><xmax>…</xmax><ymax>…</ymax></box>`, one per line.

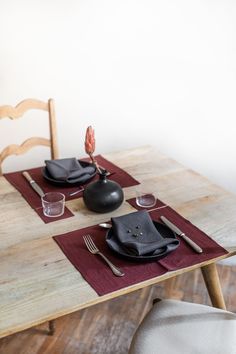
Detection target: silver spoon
<box><xmin>99</xmin><ymin>223</ymin><xmax>112</xmax><ymax>229</ymax></box>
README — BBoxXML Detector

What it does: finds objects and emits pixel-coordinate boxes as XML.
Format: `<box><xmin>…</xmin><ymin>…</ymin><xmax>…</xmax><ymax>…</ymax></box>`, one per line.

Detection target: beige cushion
<box><xmin>129</xmin><ymin>300</ymin><xmax>236</xmax><ymax>354</ymax></box>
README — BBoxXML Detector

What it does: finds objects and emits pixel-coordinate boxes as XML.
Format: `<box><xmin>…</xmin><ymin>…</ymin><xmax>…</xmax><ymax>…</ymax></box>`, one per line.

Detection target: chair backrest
<box><xmin>129</xmin><ymin>299</ymin><xmax>236</xmax><ymax>354</ymax></box>
<box><xmin>0</xmin><ymin>98</ymin><xmax>59</xmax><ymax>175</ymax></box>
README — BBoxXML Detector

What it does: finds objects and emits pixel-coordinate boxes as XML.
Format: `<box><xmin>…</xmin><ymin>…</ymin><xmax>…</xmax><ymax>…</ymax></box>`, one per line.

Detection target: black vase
<box><xmin>83</xmin><ymin>170</ymin><xmax>124</xmax><ymax>213</ymax></box>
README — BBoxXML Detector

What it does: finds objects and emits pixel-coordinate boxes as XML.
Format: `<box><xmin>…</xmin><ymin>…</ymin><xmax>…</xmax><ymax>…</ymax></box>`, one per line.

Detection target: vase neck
<box><xmin>99</xmin><ymin>171</ymin><xmax>108</xmax><ymax>181</ymax></box>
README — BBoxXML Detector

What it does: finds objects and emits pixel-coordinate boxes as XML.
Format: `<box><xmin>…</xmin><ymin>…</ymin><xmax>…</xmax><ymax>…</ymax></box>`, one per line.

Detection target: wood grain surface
<box><xmin>0</xmin><ymin>264</ymin><xmax>235</xmax><ymax>354</ymax></box>
<box><xmin>0</xmin><ymin>146</ymin><xmax>236</xmax><ymax>339</ymax></box>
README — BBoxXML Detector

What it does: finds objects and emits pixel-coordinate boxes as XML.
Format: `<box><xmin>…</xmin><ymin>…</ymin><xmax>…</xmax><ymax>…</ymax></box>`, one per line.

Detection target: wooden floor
<box><xmin>1</xmin><ymin>264</ymin><xmax>235</xmax><ymax>354</ymax></box>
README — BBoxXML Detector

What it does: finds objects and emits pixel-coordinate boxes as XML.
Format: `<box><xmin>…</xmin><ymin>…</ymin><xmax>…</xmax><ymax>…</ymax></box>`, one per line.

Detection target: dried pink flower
<box><xmin>85</xmin><ymin>126</ymin><xmax>95</xmax><ymax>155</ymax></box>
<box><xmin>84</xmin><ymin>125</ymin><xmax>102</xmax><ymax>173</ymax></box>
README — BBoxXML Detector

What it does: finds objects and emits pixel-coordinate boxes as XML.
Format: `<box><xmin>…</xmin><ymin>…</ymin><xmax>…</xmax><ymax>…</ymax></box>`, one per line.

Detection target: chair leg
<box><xmin>48</xmin><ymin>320</ymin><xmax>55</xmax><ymax>335</ymax></box>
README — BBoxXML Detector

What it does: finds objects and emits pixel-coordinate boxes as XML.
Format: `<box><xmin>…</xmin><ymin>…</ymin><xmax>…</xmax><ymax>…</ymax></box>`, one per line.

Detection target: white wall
<box><xmin>1</xmin><ymin>0</ymin><xmax>236</xmax><ymax>194</ymax></box>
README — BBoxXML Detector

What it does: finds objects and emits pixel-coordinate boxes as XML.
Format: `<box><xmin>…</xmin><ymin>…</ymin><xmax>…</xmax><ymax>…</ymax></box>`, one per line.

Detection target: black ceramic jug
<box><xmin>83</xmin><ymin>170</ymin><xmax>124</xmax><ymax>213</ymax></box>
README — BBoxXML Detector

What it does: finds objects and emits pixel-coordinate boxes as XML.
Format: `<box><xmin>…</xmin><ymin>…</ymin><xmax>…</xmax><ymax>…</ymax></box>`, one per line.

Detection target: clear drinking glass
<box><xmin>41</xmin><ymin>192</ymin><xmax>65</xmax><ymax>217</ymax></box>
<box><xmin>135</xmin><ymin>185</ymin><xmax>156</xmax><ymax>208</ymax></box>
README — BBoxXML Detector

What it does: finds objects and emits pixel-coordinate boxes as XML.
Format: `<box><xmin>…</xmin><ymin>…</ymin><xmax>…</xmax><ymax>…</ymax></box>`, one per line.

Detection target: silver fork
<box><xmin>83</xmin><ymin>235</ymin><xmax>125</xmax><ymax>277</ymax></box>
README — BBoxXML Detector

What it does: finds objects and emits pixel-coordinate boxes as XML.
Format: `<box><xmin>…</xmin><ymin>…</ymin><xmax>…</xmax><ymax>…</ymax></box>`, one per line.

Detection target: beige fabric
<box><xmin>129</xmin><ymin>300</ymin><xmax>236</xmax><ymax>354</ymax></box>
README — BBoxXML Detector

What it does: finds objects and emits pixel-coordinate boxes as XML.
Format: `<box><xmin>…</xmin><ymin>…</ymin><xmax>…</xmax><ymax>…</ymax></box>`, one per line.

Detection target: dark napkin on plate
<box><xmin>45</xmin><ymin>158</ymin><xmax>96</xmax><ymax>183</ymax></box>
<box><xmin>110</xmin><ymin>210</ymin><xmax>179</xmax><ymax>256</ymax></box>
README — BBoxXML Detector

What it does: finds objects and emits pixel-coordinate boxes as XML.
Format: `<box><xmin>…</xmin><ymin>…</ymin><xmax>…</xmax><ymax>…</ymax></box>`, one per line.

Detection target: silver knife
<box><xmin>22</xmin><ymin>171</ymin><xmax>45</xmax><ymax>198</ymax></box>
<box><xmin>160</xmin><ymin>216</ymin><xmax>203</xmax><ymax>253</ymax></box>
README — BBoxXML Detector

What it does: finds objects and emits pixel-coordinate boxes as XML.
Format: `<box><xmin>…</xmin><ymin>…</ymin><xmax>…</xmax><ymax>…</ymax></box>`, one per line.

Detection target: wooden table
<box><xmin>1</xmin><ymin>146</ymin><xmax>236</xmax><ymax>339</ymax></box>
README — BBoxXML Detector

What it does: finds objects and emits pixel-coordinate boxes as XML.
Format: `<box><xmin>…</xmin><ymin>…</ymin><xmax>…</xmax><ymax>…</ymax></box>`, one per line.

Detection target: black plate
<box><xmin>106</xmin><ymin>221</ymin><xmax>179</xmax><ymax>262</ymax></box>
<box><xmin>42</xmin><ymin>160</ymin><xmax>97</xmax><ymax>186</ymax></box>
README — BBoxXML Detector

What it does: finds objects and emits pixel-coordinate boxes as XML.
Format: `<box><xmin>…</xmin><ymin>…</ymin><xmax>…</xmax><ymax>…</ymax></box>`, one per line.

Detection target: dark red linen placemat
<box><xmin>4</xmin><ymin>155</ymin><xmax>139</xmax><ymax>223</ymax></box>
<box><xmin>53</xmin><ymin>205</ymin><xmax>228</xmax><ymax>296</ymax></box>
<box><xmin>53</xmin><ymin>224</ymin><xmax>167</xmax><ymax>296</ymax></box>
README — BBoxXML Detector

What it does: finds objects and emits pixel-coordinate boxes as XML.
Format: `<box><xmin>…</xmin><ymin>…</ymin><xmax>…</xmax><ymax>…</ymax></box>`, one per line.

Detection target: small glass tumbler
<box><xmin>135</xmin><ymin>186</ymin><xmax>156</xmax><ymax>208</ymax></box>
<box><xmin>41</xmin><ymin>192</ymin><xmax>65</xmax><ymax>217</ymax></box>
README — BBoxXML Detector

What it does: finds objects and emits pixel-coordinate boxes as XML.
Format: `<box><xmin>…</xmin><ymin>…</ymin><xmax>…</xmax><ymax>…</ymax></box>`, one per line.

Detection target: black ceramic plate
<box><xmin>42</xmin><ymin>160</ymin><xmax>97</xmax><ymax>186</ymax></box>
<box><xmin>106</xmin><ymin>221</ymin><xmax>179</xmax><ymax>262</ymax></box>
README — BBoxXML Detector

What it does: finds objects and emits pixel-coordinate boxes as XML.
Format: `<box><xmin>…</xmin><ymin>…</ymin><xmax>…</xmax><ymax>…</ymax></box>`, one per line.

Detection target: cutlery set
<box><xmin>22</xmin><ymin>170</ymin><xmax>113</xmax><ymax>198</ymax></box>
<box><xmin>23</xmin><ymin>172</ymin><xmax>84</xmax><ymax>197</ymax></box>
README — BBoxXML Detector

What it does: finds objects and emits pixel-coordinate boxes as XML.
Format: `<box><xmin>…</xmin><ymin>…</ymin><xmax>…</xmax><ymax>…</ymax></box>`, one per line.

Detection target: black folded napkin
<box><xmin>45</xmin><ymin>158</ymin><xmax>96</xmax><ymax>183</ymax></box>
<box><xmin>109</xmin><ymin>210</ymin><xmax>179</xmax><ymax>256</ymax></box>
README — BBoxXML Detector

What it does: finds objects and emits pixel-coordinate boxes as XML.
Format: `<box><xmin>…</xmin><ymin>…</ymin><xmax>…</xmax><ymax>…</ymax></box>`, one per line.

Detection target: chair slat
<box><xmin>0</xmin><ymin>98</ymin><xmax>59</xmax><ymax>174</ymax></box>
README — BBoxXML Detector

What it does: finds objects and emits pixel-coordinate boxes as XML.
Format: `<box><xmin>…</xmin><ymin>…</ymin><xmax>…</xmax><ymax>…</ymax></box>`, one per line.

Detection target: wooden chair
<box><xmin>0</xmin><ymin>98</ymin><xmax>58</xmax><ymax>335</ymax></box>
<box><xmin>129</xmin><ymin>299</ymin><xmax>236</xmax><ymax>354</ymax></box>
<box><xmin>0</xmin><ymin>98</ymin><xmax>59</xmax><ymax>175</ymax></box>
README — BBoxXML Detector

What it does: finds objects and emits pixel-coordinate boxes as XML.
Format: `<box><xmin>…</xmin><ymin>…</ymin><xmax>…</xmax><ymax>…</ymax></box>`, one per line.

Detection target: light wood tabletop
<box><xmin>0</xmin><ymin>145</ymin><xmax>236</xmax><ymax>339</ymax></box>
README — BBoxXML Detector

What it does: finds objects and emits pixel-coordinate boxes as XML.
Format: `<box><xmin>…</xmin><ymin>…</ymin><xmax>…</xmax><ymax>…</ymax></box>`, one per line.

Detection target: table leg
<box><xmin>201</xmin><ymin>263</ymin><xmax>226</xmax><ymax>310</ymax></box>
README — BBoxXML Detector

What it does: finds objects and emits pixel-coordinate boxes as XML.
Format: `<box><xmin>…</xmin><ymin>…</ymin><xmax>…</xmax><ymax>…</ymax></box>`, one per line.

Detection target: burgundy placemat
<box><xmin>4</xmin><ymin>155</ymin><xmax>140</xmax><ymax>223</ymax></box>
<box><xmin>53</xmin><ymin>224</ymin><xmax>167</xmax><ymax>296</ymax></box>
<box><xmin>53</xmin><ymin>205</ymin><xmax>228</xmax><ymax>296</ymax></box>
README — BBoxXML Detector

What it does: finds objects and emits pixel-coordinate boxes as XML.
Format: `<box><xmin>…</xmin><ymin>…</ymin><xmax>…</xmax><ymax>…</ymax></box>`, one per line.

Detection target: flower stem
<box><xmin>89</xmin><ymin>153</ymin><xmax>103</xmax><ymax>174</ymax></box>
